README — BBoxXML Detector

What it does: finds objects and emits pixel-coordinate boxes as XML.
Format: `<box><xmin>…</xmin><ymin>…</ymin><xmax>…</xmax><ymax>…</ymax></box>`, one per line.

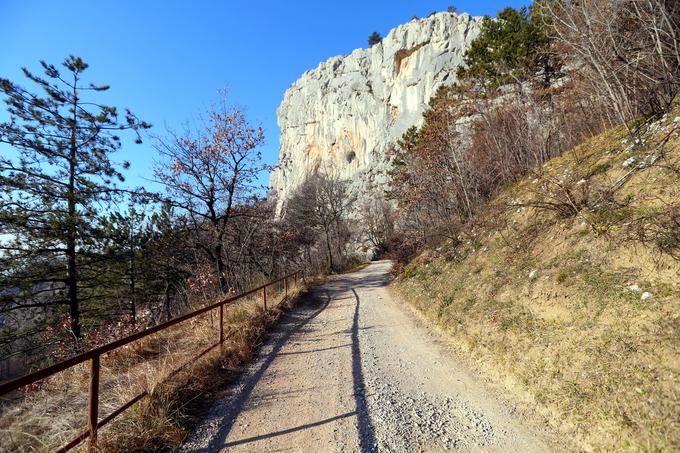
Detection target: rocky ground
<box><xmin>180</xmin><ymin>260</ymin><xmax>562</xmax><ymax>452</ymax></box>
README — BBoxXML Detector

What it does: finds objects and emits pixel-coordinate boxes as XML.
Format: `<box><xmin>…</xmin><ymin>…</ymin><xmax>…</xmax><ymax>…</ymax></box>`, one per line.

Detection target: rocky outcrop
<box><xmin>270</xmin><ymin>12</ymin><xmax>483</xmax><ymax>213</ymax></box>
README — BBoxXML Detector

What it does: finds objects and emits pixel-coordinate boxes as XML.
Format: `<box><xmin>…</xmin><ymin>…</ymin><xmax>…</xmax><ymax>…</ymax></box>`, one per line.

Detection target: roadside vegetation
<box><xmin>1</xmin><ymin>0</ymin><xmax>678</xmax><ymax>451</ymax></box>
<box><xmin>395</xmin><ymin>111</ymin><xmax>680</xmax><ymax>450</ymax></box>
<box><xmin>0</xmin><ymin>60</ymin><xmax>353</xmax><ymax>380</ymax></box>
<box><xmin>0</xmin><ymin>57</ymin><xmax>354</xmax><ymax>452</ymax></box>
<box><xmin>385</xmin><ymin>0</ymin><xmax>679</xmax><ymax>450</ymax></box>
<box><xmin>0</xmin><ymin>281</ymin><xmax>307</xmax><ymax>452</ymax></box>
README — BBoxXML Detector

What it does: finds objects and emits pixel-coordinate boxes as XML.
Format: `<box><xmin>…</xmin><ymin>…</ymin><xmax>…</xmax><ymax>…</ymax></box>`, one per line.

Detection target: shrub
<box><xmin>368</xmin><ymin>32</ymin><xmax>382</xmax><ymax>47</ymax></box>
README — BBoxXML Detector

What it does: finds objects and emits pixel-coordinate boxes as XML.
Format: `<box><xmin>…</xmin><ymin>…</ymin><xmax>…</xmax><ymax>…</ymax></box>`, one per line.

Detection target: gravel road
<box><xmin>181</xmin><ymin>260</ymin><xmax>560</xmax><ymax>452</ymax></box>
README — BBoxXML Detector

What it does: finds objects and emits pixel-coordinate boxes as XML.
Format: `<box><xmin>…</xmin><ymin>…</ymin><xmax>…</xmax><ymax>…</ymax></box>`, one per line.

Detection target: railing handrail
<box><xmin>0</xmin><ymin>270</ymin><xmax>301</xmax><ymax>453</ymax></box>
<box><xmin>0</xmin><ymin>271</ymin><xmax>297</xmax><ymax>395</ymax></box>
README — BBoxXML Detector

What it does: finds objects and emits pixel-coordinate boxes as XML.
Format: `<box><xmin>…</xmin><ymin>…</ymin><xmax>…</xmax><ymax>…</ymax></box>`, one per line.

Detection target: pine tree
<box><xmin>98</xmin><ymin>207</ymin><xmax>152</xmax><ymax>325</ymax></box>
<box><xmin>368</xmin><ymin>32</ymin><xmax>382</xmax><ymax>47</ymax></box>
<box><xmin>456</xmin><ymin>7</ymin><xmax>552</xmax><ymax>91</ymax></box>
<box><xmin>0</xmin><ymin>56</ymin><xmax>150</xmax><ymax>341</ymax></box>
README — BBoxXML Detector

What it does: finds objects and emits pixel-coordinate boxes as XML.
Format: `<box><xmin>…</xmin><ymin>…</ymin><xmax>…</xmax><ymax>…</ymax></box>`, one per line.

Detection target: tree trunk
<box><xmin>66</xmin><ymin>77</ymin><xmax>81</xmax><ymax>340</ymax></box>
<box><xmin>215</xmin><ymin>239</ymin><xmax>228</xmax><ymax>292</ymax></box>
<box><xmin>66</xmin><ymin>237</ymin><xmax>79</xmax><ymax>339</ymax></box>
<box><xmin>129</xmin><ymin>247</ymin><xmax>136</xmax><ymax>325</ymax></box>
<box><xmin>324</xmin><ymin>225</ymin><xmax>334</xmax><ymax>272</ymax></box>
<box><xmin>164</xmin><ymin>281</ymin><xmax>172</xmax><ymax>321</ymax></box>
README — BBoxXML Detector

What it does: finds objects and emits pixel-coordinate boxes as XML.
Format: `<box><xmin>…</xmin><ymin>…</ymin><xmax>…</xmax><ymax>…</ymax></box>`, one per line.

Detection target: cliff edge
<box><xmin>270</xmin><ymin>12</ymin><xmax>482</xmax><ymax>212</ymax></box>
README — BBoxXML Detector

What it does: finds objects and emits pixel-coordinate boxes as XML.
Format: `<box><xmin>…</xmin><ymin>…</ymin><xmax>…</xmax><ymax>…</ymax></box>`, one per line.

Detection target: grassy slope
<box><xmin>394</xmin><ymin>111</ymin><xmax>680</xmax><ymax>451</ymax></box>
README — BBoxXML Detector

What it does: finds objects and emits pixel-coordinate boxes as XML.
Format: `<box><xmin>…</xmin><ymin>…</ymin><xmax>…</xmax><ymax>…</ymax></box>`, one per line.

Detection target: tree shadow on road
<box><xmin>351</xmin><ymin>287</ymin><xmax>377</xmax><ymax>452</ymax></box>
<box><xmin>182</xmin><ymin>262</ymin><xmax>385</xmax><ymax>452</ymax></box>
<box><xmin>182</xmin><ymin>290</ymin><xmax>332</xmax><ymax>453</ymax></box>
<box><xmin>221</xmin><ymin>411</ymin><xmax>356</xmax><ymax>448</ymax></box>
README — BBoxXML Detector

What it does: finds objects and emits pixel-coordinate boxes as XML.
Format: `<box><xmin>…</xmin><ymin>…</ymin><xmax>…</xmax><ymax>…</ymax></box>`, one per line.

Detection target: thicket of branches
<box><xmin>387</xmin><ymin>0</ymin><xmax>679</xmax><ymax>261</ymax></box>
<box><xmin>0</xmin><ymin>64</ymin><xmax>331</xmax><ymax>377</ymax></box>
<box><xmin>282</xmin><ymin>171</ymin><xmax>357</xmax><ymax>274</ymax></box>
<box><xmin>544</xmin><ymin>0</ymin><xmax>680</xmax><ymax>134</ymax></box>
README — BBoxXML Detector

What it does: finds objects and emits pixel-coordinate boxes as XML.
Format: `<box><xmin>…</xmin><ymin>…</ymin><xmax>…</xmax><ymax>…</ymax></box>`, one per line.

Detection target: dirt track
<box><xmin>181</xmin><ymin>260</ymin><xmax>560</xmax><ymax>452</ymax></box>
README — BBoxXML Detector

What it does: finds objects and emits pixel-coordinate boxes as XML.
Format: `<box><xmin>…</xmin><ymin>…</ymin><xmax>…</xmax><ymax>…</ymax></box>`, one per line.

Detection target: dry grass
<box><xmin>0</xmin><ymin>280</ymin><xmax>307</xmax><ymax>452</ymax></box>
<box><xmin>394</xmin><ymin>110</ymin><xmax>680</xmax><ymax>451</ymax></box>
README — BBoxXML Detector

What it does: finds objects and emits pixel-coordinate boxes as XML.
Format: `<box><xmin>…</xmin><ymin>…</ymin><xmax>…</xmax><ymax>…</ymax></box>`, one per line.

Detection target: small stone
<box><xmin>528</xmin><ymin>270</ymin><xmax>538</xmax><ymax>280</ymax></box>
<box><xmin>622</xmin><ymin>157</ymin><xmax>636</xmax><ymax>168</ymax></box>
<box><xmin>627</xmin><ymin>284</ymin><xmax>641</xmax><ymax>292</ymax></box>
<box><xmin>673</xmin><ymin>116</ymin><xmax>680</xmax><ymax>124</ymax></box>
<box><xmin>641</xmin><ymin>292</ymin><xmax>653</xmax><ymax>301</ymax></box>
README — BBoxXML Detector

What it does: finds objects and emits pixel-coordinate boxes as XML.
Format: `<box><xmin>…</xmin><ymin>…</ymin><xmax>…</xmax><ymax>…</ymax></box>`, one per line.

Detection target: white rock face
<box><xmin>270</xmin><ymin>12</ymin><xmax>482</xmax><ymax>213</ymax></box>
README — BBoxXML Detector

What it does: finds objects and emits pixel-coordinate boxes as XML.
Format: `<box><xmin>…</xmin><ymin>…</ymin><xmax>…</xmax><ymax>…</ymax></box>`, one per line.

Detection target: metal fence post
<box><xmin>87</xmin><ymin>354</ymin><xmax>100</xmax><ymax>452</ymax></box>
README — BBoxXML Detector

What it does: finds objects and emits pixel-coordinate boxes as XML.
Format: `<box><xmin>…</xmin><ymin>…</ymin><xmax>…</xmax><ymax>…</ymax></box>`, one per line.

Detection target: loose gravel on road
<box><xmin>181</xmin><ymin>260</ymin><xmax>560</xmax><ymax>452</ymax></box>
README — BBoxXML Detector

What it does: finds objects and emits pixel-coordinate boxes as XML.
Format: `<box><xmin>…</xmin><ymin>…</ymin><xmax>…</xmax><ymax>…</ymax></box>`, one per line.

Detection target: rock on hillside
<box><xmin>270</xmin><ymin>12</ymin><xmax>482</xmax><ymax>213</ymax></box>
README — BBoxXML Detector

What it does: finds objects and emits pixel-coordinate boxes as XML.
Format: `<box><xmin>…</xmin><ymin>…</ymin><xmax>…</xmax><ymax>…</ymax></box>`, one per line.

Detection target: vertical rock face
<box><xmin>270</xmin><ymin>12</ymin><xmax>482</xmax><ymax>213</ymax></box>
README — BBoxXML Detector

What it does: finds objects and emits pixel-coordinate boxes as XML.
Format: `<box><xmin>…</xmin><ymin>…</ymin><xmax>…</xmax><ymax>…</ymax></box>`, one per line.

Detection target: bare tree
<box><xmin>388</xmin><ymin>88</ymin><xmax>481</xmax><ymax>243</ymax></box>
<box><xmin>285</xmin><ymin>171</ymin><xmax>355</xmax><ymax>273</ymax></box>
<box><xmin>358</xmin><ymin>196</ymin><xmax>395</xmax><ymax>256</ymax></box>
<box><xmin>543</xmin><ymin>0</ymin><xmax>680</xmax><ymax>135</ymax></box>
<box><xmin>153</xmin><ymin>90</ymin><xmax>266</xmax><ymax>292</ymax></box>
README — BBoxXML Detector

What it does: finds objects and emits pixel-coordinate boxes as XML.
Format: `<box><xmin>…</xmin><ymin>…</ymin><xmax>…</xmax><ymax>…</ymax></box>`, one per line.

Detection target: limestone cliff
<box><xmin>270</xmin><ymin>12</ymin><xmax>482</xmax><ymax>212</ymax></box>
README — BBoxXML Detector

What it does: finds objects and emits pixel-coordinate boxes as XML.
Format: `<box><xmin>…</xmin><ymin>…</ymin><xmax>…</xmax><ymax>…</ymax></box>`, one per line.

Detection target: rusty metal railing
<box><xmin>0</xmin><ymin>271</ymin><xmax>301</xmax><ymax>452</ymax></box>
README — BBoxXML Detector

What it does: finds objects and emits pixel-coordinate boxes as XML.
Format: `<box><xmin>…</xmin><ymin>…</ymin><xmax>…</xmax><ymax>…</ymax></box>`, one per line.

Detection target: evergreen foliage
<box><xmin>456</xmin><ymin>6</ymin><xmax>551</xmax><ymax>91</ymax></box>
<box><xmin>98</xmin><ymin>207</ymin><xmax>153</xmax><ymax>324</ymax></box>
<box><xmin>368</xmin><ymin>31</ymin><xmax>382</xmax><ymax>47</ymax></box>
<box><xmin>0</xmin><ymin>56</ymin><xmax>150</xmax><ymax>340</ymax></box>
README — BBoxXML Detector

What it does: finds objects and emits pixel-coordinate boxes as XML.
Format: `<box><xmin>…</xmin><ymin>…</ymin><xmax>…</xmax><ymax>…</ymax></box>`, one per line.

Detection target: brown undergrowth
<box><xmin>0</xmin><ymin>281</ymin><xmax>308</xmax><ymax>452</ymax></box>
<box><xmin>394</xmin><ymin>110</ymin><xmax>680</xmax><ymax>451</ymax></box>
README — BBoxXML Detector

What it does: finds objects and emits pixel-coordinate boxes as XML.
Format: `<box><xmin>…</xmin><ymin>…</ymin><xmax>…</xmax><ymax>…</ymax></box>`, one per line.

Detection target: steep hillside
<box><xmin>394</xmin><ymin>111</ymin><xmax>680</xmax><ymax>451</ymax></box>
<box><xmin>270</xmin><ymin>12</ymin><xmax>482</xmax><ymax>213</ymax></box>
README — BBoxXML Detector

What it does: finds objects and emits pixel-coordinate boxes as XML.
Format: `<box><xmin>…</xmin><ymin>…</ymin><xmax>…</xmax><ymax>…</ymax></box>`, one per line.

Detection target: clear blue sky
<box><xmin>1</xmin><ymin>0</ymin><xmax>528</xmax><ymax>192</ymax></box>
